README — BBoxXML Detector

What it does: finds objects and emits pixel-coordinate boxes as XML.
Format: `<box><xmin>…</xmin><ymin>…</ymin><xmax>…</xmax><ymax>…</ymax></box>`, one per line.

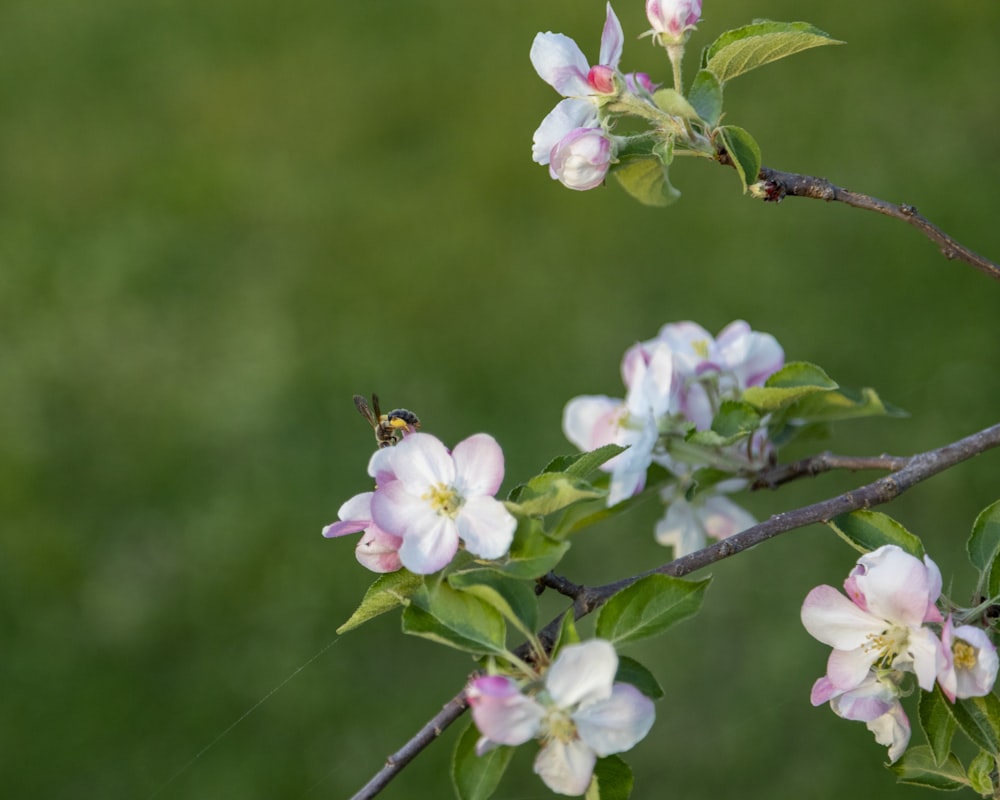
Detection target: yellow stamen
<box><xmin>953</xmin><ymin>640</ymin><xmax>978</xmax><ymax>671</ymax></box>
<box><xmin>423</xmin><ymin>483</ymin><xmax>460</xmax><ymax>517</ymax></box>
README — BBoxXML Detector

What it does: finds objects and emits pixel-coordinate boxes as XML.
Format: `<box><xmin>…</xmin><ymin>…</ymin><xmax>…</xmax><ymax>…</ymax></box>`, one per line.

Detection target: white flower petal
<box><xmin>396</xmin><ymin>514</ymin><xmax>459</xmax><ymax>574</ymax></box>
<box><xmin>801</xmin><ymin>585</ymin><xmax>884</xmax><ymax>650</ymax></box>
<box><xmin>906</xmin><ymin>625</ymin><xmax>945</xmax><ymax>691</ymax></box>
<box><xmin>654</xmin><ymin>497</ymin><xmax>704</xmax><ymax>557</ymax></box>
<box><xmin>866</xmin><ymin>701</ymin><xmax>910</xmax><ymax>763</ymax></box>
<box><xmin>562</xmin><ymin>394</ymin><xmax>624</xmax><ymax>452</ymax></box>
<box><xmin>456</xmin><ymin>496</ymin><xmax>516</xmax><ymax>560</ymax></box>
<box><xmin>697</xmin><ymin>495</ymin><xmax>756</xmax><ymax>541</ymax></box>
<box><xmin>534</xmin><ymin>737</ymin><xmax>596</xmax><ymax>797</ymax></box>
<box><xmin>532</xmin><ymin>98</ymin><xmax>600</xmax><ymax>165</ymax></box>
<box><xmin>467</xmin><ymin>676</ymin><xmax>544</xmax><ymax>746</ymax></box>
<box><xmin>597</xmin><ymin>3</ymin><xmax>624</xmax><ymax>67</ymax></box>
<box><xmin>390</xmin><ymin>433</ymin><xmax>455</xmax><ymax>489</ymax></box>
<box><xmin>573</xmin><ymin>683</ymin><xmax>655</xmax><ymax>756</ymax></box>
<box><xmin>545</xmin><ymin>640</ymin><xmax>616</xmax><ymax>708</ymax></box>
<box><xmin>452</xmin><ymin>433</ymin><xmax>505</xmax><ymax>496</ymax></box>
<box><xmin>853</xmin><ymin>545</ymin><xmax>938</xmax><ymax>628</ymax></box>
<box><xmin>826</xmin><ymin>646</ymin><xmax>877</xmax><ymax>692</ymax></box>
<box><xmin>529</xmin><ymin>32</ymin><xmax>591</xmax><ymax>97</ymax></box>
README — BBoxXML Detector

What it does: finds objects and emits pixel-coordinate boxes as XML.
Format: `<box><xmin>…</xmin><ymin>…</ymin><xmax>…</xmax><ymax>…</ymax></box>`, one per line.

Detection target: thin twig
<box><xmin>753</xmin><ymin>165</ymin><xmax>1000</xmax><ymax>282</ymax></box>
<box><xmin>749</xmin><ymin>451</ymin><xmax>911</xmax><ymax>490</ymax></box>
<box><xmin>349</xmin><ymin>421</ymin><xmax>1000</xmax><ymax>799</ymax></box>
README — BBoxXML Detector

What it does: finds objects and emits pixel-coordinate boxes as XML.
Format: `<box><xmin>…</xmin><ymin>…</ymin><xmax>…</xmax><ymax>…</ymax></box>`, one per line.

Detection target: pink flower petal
<box><xmin>467</xmin><ymin>676</ymin><xmax>544</xmax><ymax>746</ymax></box>
<box><xmin>801</xmin><ymin>585</ymin><xmax>883</xmax><ymax>650</ymax></box>
<box><xmin>530</xmin><ymin>32</ymin><xmax>591</xmax><ymax>97</ymax></box>
<box><xmin>452</xmin><ymin>434</ymin><xmax>505</xmax><ymax>496</ymax></box>
<box><xmin>573</xmin><ymin>683</ymin><xmax>655</xmax><ymax>756</ymax></box>
<box><xmin>597</xmin><ymin>3</ymin><xmax>624</xmax><ymax>67</ymax></box>
<box><xmin>397</xmin><ymin>514</ymin><xmax>459</xmax><ymax>575</ymax></box>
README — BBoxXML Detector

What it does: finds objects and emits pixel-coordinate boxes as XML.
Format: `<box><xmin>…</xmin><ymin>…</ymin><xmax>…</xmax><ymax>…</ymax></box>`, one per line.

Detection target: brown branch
<box><xmin>753</xmin><ymin>165</ymin><xmax>1000</xmax><ymax>282</ymax></box>
<box><xmin>349</xmin><ymin>421</ymin><xmax>1000</xmax><ymax>799</ymax></box>
<box><xmin>749</xmin><ymin>451</ymin><xmax>911</xmax><ymax>490</ymax></box>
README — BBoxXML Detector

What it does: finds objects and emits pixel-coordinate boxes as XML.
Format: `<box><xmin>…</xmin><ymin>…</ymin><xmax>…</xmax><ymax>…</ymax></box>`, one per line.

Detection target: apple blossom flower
<box><xmin>369</xmin><ymin>432</ymin><xmax>516</xmax><ymax>574</ymax></box>
<box><xmin>654</xmin><ymin>320</ymin><xmax>784</xmax><ymax>430</ymax></box>
<box><xmin>645</xmin><ymin>0</ymin><xmax>702</xmax><ymax>45</ymax></box>
<box><xmin>801</xmin><ymin>545</ymin><xmax>945</xmax><ymax>695</ymax></box>
<box><xmin>467</xmin><ymin>640</ymin><xmax>655</xmax><ymax>796</ymax></box>
<box><xmin>654</xmin><ymin>482</ymin><xmax>756</xmax><ymax>556</ymax></box>
<box><xmin>937</xmin><ymin>615</ymin><xmax>999</xmax><ymax>701</ymax></box>
<box><xmin>530</xmin><ymin>3</ymin><xmax>623</xmax><ymax>166</ymax></box>
<box><xmin>322</xmin><ymin>491</ymin><xmax>403</xmax><ymax>573</ymax></box>
<box><xmin>812</xmin><ymin>670</ymin><xmax>911</xmax><ymax>763</ymax></box>
<box><xmin>564</xmin><ymin>340</ymin><xmax>675</xmax><ymax>505</ymax></box>
<box><xmin>549</xmin><ymin>127</ymin><xmax>615</xmax><ymax>191</ymax></box>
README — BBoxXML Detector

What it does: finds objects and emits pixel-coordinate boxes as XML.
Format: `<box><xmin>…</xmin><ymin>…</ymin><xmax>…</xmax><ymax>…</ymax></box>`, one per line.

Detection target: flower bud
<box><xmin>646</xmin><ymin>0</ymin><xmax>702</xmax><ymax>43</ymax></box>
<box><xmin>549</xmin><ymin>127</ymin><xmax>614</xmax><ymax>191</ymax></box>
<box><xmin>586</xmin><ymin>65</ymin><xmax>617</xmax><ymax>95</ymax></box>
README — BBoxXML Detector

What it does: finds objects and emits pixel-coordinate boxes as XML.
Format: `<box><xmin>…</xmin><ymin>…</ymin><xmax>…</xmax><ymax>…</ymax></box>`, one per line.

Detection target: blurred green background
<box><xmin>3</xmin><ymin>0</ymin><xmax>1000</xmax><ymax>797</ymax></box>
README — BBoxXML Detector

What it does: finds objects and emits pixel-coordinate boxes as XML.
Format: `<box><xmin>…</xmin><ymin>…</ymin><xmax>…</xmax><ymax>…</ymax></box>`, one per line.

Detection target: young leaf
<box><xmin>967</xmin><ymin>499</ymin><xmax>1000</xmax><ymax>598</ymax></box>
<box><xmin>652</xmin><ymin>88</ymin><xmax>699</xmax><ymax>119</ymax></box>
<box><xmin>717</xmin><ymin>125</ymin><xmax>761</xmax><ymax>190</ymax></box>
<box><xmin>827</xmin><ymin>510</ymin><xmax>925</xmax><ymax>557</ymax></box>
<box><xmin>449</xmin><ymin>568</ymin><xmax>539</xmax><ymax>639</ymax></box>
<box><xmin>742</xmin><ymin>361</ymin><xmax>837</xmax><ymax>411</ymax></box>
<box><xmin>966</xmin><ymin>749</ymin><xmax>996</xmax><ymax>796</ymax></box>
<box><xmin>543</xmin><ymin>444</ymin><xmax>626</xmax><ymax>479</ymax></box>
<box><xmin>452</xmin><ymin>720</ymin><xmax>513</xmax><ymax>800</ymax></box>
<box><xmin>889</xmin><ymin>746</ymin><xmax>967</xmax><ymax>791</ymax></box>
<box><xmin>919</xmin><ymin>685</ymin><xmax>958</xmax><ymax>767</ymax></box>
<box><xmin>703</xmin><ymin>21</ymin><xmax>844</xmax><ymax>84</ymax></box>
<box><xmin>337</xmin><ymin>570</ymin><xmax>423</xmax><ymax>634</ymax></box>
<box><xmin>688</xmin><ymin>69</ymin><xmax>723</xmax><ymax>126</ymax></box>
<box><xmin>586</xmin><ymin>755</ymin><xmax>634</xmax><ymax>800</ymax></box>
<box><xmin>506</xmin><ymin>472</ymin><xmax>604</xmax><ymax>517</ymax></box>
<box><xmin>503</xmin><ymin>518</ymin><xmax>570</xmax><ymax>578</ymax></box>
<box><xmin>952</xmin><ymin>694</ymin><xmax>1000</xmax><ymax>754</ymax></box>
<box><xmin>613</xmin><ymin>155</ymin><xmax>681</xmax><ymax>207</ymax></box>
<box><xmin>615</xmin><ymin>655</ymin><xmax>665</xmax><ymax>699</ymax></box>
<box><xmin>402</xmin><ymin>581</ymin><xmax>507</xmax><ymax>656</ymax></box>
<box><xmin>783</xmin><ymin>385</ymin><xmax>903</xmax><ymax>423</ymax></box>
<box><xmin>596</xmin><ymin>574</ymin><xmax>711</xmax><ymax>647</ymax></box>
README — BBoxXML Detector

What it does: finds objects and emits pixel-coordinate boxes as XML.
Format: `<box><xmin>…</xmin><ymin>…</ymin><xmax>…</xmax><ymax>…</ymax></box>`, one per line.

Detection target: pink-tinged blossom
<box><xmin>813</xmin><ymin>671</ymin><xmax>910</xmax><ymax>763</ymax></box>
<box><xmin>564</xmin><ymin>341</ymin><xmax>675</xmax><ymax>506</ymax></box>
<box><xmin>322</xmin><ymin>491</ymin><xmax>402</xmax><ymax>573</ymax></box>
<box><xmin>369</xmin><ymin>433</ymin><xmax>516</xmax><ymax>575</ymax></box>
<box><xmin>655</xmin><ymin>320</ymin><xmax>783</xmax><ymax>430</ymax></box>
<box><xmin>654</xmin><ymin>483</ymin><xmax>755</xmax><ymax>556</ymax></box>
<box><xmin>801</xmin><ymin>545</ymin><xmax>946</xmax><ymax>694</ymax></box>
<box><xmin>549</xmin><ymin>127</ymin><xmax>614</xmax><ymax>191</ymax></box>
<box><xmin>467</xmin><ymin>640</ymin><xmax>655</xmax><ymax>796</ymax></box>
<box><xmin>938</xmin><ymin>616</ymin><xmax>999</xmax><ymax>701</ymax></box>
<box><xmin>645</xmin><ymin>0</ymin><xmax>702</xmax><ymax>44</ymax></box>
<box><xmin>530</xmin><ymin>4</ymin><xmax>623</xmax><ymax>166</ymax></box>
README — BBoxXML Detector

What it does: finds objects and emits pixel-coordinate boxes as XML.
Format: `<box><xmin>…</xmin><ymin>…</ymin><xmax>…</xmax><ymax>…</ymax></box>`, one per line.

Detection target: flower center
<box><xmin>423</xmin><ymin>482</ymin><xmax>461</xmax><ymax>517</ymax></box>
<box><xmin>865</xmin><ymin>626</ymin><xmax>908</xmax><ymax>667</ymax></box>
<box><xmin>953</xmin><ymin>639</ymin><xmax>978</xmax><ymax>671</ymax></box>
<box><xmin>541</xmin><ymin>706</ymin><xmax>578</xmax><ymax>744</ymax></box>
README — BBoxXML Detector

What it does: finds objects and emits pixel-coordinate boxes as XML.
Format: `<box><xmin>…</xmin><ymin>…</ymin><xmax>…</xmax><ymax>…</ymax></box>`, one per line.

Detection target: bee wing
<box><xmin>353</xmin><ymin>394</ymin><xmax>378</xmax><ymax>428</ymax></box>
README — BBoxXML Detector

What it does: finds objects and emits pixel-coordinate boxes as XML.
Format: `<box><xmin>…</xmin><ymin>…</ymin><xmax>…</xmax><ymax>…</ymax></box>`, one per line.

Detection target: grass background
<box><xmin>2</xmin><ymin>0</ymin><xmax>1000</xmax><ymax>797</ymax></box>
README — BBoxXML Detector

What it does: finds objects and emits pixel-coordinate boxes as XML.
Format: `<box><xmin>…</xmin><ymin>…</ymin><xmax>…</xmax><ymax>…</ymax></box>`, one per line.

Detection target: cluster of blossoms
<box><xmin>802</xmin><ymin>545</ymin><xmax>999</xmax><ymax>762</ymax></box>
<box><xmin>531</xmin><ymin>1</ymin><xmax>702</xmax><ymax>190</ymax></box>
<box><xmin>467</xmin><ymin>639</ymin><xmax>655</xmax><ymax>796</ymax></box>
<box><xmin>563</xmin><ymin>319</ymin><xmax>783</xmax><ymax>555</ymax></box>
<box><xmin>323</xmin><ymin>432</ymin><xmax>517</xmax><ymax>575</ymax></box>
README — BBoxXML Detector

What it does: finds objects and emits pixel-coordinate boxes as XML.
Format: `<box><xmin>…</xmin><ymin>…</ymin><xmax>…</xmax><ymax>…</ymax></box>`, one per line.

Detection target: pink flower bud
<box><xmin>646</xmin><ymin>0</ymin><xmax>702</xmax><ymax>42</ymax></box>
<box><xmin>549</xmin><ymin>127</ymin><xmax>613</xmax><ymax>191</ymax></box>
<box><xmin>586</xmin><ymin>65</ymin><xmax>616</xmax><ymax>95</ymax></box>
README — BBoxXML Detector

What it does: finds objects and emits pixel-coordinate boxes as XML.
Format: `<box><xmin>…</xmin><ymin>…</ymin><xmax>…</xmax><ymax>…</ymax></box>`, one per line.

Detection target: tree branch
<box><xmin>349</xmin><ymin>421</ymin><xmax>1000</xmax><ymax>799</ymax></box>
<box><xmin>749</xmin><ymin>451</ymin><xmax>911</xmax><ymax>490</ymax></box>
<box><xmin>753</xmin><ymin>165</ymin><xmax>1000</xmax><ymax>282</ymax></box>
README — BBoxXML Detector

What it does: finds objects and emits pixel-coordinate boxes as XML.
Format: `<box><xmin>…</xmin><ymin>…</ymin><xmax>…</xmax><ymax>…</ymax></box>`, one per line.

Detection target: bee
<box><xmin>353</xmin><ymin>393</ymin><xmax>421</xmax><ymax>449</ymax></box>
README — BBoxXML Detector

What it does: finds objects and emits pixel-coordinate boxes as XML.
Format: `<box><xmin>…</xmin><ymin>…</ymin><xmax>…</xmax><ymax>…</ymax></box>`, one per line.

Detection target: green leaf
<box><xmin>827</xmin><ymin>510</ymin><xmax>925</xmax><ymax>557</ymax></box>
<box><xmin>586</xmin><ymin>755</ymin><xmax>633</xmax><ymax>800</ymax></box>
<box><xmin>652</xmin><ymin>88</ymin><xmax>699</xmax><ymax>119</ymax></box>
<box><xmin>919</xmin><ymin>685</ymin><xmax>958</xmax><ymax>767</ymax></box>
<box><xmin>889</xmin><ymin>746</ymin><xmax>967</xmax><ymax>791</ymax></box>
<box><xmin>704</xmin><ymin>21</ymin><xmax>844</xmax><ymax>84</ymax></box>
<box><xmin>717</xmin><ymin>125</ymin><xmax>761</xmax><ymax>190</ymax></box>
<box><xmin>503</xmin><ymin>518</ymin><xmax>570</xmax><ymax>578</ymax></box>
<box><xmin>967</xmin><ymin>749</ymin><xmax>995</xmax><ymax>796</ymax></box>
<box><xmin>337</xmin><ymin>570</ymin><xmax>423</xmax><ymax>634</ymax></box>
<box><xmin>742</xmin><ymin>361</ymin><xmax>837</xmax><ymax>412</ymax></box>
<box><xmin>452</xmin><ymin>720</ymin><xmax>513</xmax><ymax>800</ymax></box>
<box><xmin>712</xmin><ymin>399</ymin><xmax>762</xmax><ymax>439</ymax></box>
<box><xmin>615</xmin><ymin>655</ymin><xmax>664</xmax><ymax>699</ymax></box>
<box><xmin>552</xmin><ymin>611</ymin><xmax>581</xmax><ymax>653</ymax></box>
<box><xmin>506</xmin><ymin>472</ymin><xmax>604</xmax><ymax>517</ymax></box>
<box><xmin>952</xmin><ymin>694</ymin><xmax>1000</xmax><ymax>754</ymax></box>
<box><xmin>448</xmin><ymin>569</ymin><xmax>539</xmax><ymax>639</ymax></box>
<box><xmin>784</xmin><ymin>385</ymin><xmax>902</xmax><ymax>423</ymax></box>
<box><xmin>688</xmin><ymin>69</ymin><xmax>723</xmax><ymax>126</ymax></box>
<box><xmin>596</xmin><ymin>574</ymin><xmax>711</xmax><ymax>647</ymax></box>
<box><xmin>402</xmin><ymin>581</ymin><xmax>507</xmax><ymax>656</ymax></box>
<box><xmin>613</xmin><ymin>156</ymin><xmax>681</xmax><ymax>207</ymax></box>
<box><xmin>542</xmin><ymin>444</ymin><xmax>626</xmax><ymax>479</ymax></box>
<box><xmin>968</xmin><ymin>500</ymin><xmax>1000</xmax><ymax>599</ymax></box>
